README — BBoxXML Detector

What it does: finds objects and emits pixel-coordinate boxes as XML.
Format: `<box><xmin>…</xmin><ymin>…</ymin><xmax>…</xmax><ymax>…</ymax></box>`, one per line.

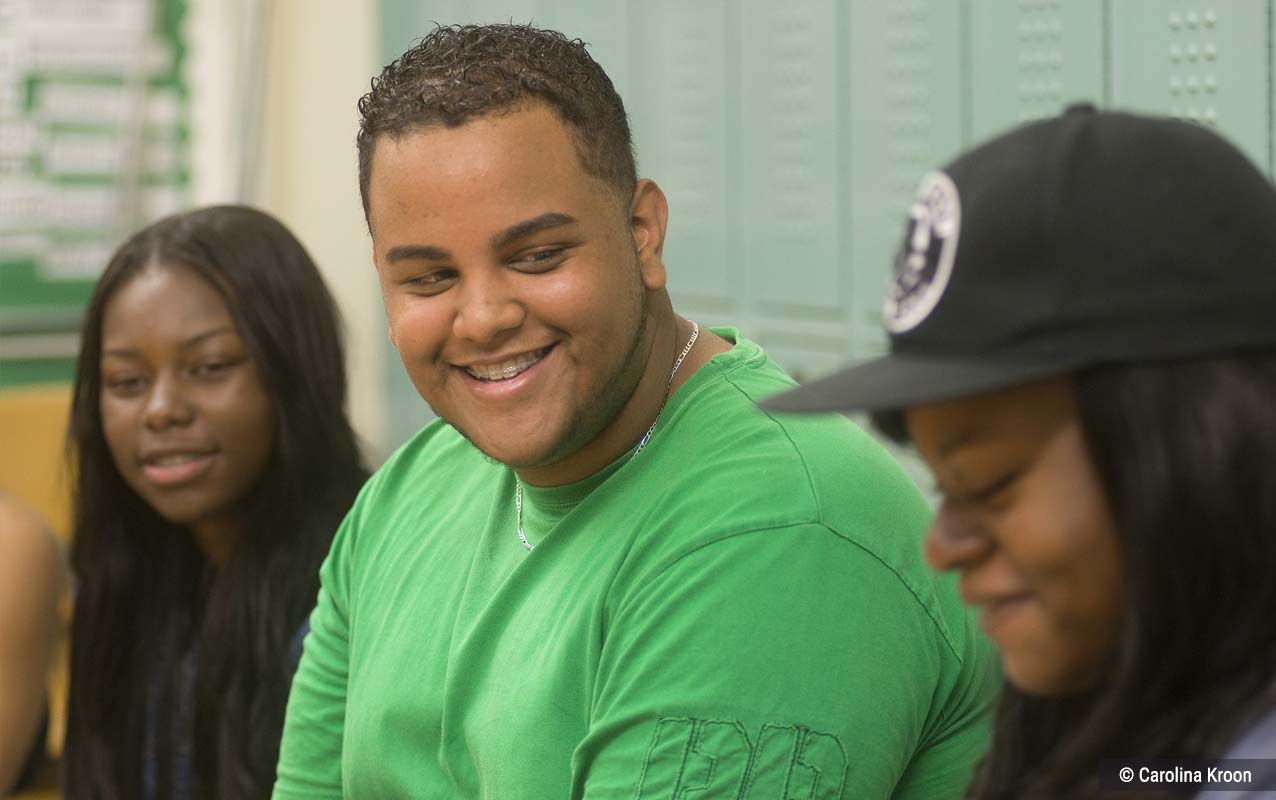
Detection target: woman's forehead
<box><xmin>906</xmin><ymin>377</ymin><xmax>1076</xmax><ymax>457</ymax></box>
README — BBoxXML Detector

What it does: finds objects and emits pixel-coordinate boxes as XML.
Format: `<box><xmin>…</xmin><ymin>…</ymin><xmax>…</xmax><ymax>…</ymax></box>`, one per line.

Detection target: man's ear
<box><xmin>629</xmin><ymin>178</ymin><xmax>669</xmax><ymax>291</ymax></box>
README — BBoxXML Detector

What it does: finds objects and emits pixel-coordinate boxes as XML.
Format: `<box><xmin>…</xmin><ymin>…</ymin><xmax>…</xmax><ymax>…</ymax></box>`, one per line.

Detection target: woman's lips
<box><xmin>141</xmin><ymin>452</ymin><xmax>217</xmax><ymax>486</ymax></box>
<box><xmin>976</xmin><ymin>594</ymin><xmax>1034</xmax><ymax>638</ymax></box>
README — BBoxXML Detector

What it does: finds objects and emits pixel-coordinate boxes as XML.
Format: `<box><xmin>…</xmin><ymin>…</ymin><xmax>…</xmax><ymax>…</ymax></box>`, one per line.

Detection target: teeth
<box><xmin>465</xmin><ymin>347</ymin><xmax>549</xmax><ymax>382</ymax></box>
<box><xmin>151</xmin><ymin>453</ymin><xmax>204</xmax><ymax>466</ymax></box>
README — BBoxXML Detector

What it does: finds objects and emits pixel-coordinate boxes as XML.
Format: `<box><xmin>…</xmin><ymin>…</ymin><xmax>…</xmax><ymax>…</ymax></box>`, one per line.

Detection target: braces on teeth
<box><xmin>469</xmin><ymin>351</ymin><xmax>544</xmax><ymax>381</ymax></box>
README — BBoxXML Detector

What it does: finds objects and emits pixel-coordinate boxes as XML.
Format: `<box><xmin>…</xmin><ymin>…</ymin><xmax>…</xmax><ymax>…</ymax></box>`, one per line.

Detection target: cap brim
<box><xmin>760</xmin><ymin>352</ymin><xmax>1077</xmax><ymax>414</ymax></box>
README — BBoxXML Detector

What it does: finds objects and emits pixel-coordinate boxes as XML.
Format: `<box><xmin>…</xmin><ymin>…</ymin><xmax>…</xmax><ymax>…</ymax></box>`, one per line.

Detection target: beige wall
<box><xmin>189</xmin><ymin>0</ymin><xmax>386</xmax><ymax>460</ymax></box>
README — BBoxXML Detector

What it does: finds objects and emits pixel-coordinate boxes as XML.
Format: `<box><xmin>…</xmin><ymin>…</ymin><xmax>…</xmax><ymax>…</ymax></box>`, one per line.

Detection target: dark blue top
<box><xmin>142</xmin><ymin>617</ymin><xmax>311</xmax><ymax>800</ymax></box>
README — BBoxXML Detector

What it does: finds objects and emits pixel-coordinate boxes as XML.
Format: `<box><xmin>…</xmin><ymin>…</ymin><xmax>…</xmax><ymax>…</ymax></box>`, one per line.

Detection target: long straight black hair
<box><xmin>956</xmin><ymin>353</ymin><xmax>1276</xmax><ymax>798</ymax></box>
<box><xmin>64</xmin><ymin>205</ymin><xmax>369</xmax><ymax>799</ymax></box>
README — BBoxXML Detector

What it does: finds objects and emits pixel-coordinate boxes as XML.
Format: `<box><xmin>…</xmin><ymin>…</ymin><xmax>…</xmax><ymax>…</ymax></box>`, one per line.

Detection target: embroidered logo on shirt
<box><xmin>635</xmin><ymin>717</ymin><xmax>848</xmax><ymax>799</ymax></box>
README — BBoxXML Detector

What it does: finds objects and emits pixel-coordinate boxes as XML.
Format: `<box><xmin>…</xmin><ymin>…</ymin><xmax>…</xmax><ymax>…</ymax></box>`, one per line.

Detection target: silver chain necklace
<box><xmin>516</xmin><ymin>319</ymin><xmax>700</xmax><ymax>552</ymax></box>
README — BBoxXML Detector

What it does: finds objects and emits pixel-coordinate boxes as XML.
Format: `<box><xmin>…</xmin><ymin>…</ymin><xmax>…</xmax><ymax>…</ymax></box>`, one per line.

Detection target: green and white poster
<box><xmin>0</xmin><ymin>0</ymin><xmax>190</xmax><ymax>387</ymax></box>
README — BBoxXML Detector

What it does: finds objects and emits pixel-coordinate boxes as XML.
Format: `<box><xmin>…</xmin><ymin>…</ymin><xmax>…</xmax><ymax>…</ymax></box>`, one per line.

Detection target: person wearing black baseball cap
<box><xmin>765</xmin><ymin>106</ymin><xmax>1276</xmax><ymax>797</ymax></box>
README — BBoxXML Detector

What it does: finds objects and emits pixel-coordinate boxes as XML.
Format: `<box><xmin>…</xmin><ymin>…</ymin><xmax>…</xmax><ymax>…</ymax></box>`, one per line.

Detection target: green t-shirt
<box><xmin>273</xmin><ymin>330</ymin><xmax>997</xmax><ymax>799</ymax></box>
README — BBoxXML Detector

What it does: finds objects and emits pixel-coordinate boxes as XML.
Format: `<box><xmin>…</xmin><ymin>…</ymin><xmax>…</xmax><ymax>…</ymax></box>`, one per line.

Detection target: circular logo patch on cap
<box><xmin>883</xmin><ymin>171</ymin><xmax>961</xmax><ymax>334</ymax></box>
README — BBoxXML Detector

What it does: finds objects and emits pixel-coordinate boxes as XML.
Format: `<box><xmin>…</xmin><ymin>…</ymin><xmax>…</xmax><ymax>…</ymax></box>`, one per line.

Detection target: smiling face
<box><xmin>368</xmin><ymin>103</ymin><xmax>671</xmax><ymax>485</ymax></box>
<box><xmin>98</xmin><ymin>264</ymin><xmax>273</xmax><ymax>563</ymax></box>
<box><xmin>905</xmin><ymin>378</ymin><xmax>1123</xmax><ymax>695</ymax></box>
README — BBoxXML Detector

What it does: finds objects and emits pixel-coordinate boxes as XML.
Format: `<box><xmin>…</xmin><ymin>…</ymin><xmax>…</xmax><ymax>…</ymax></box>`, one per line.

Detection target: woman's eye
<box><xmin>193</xmin><ymin>361</ymin><xmax>229</xmax><ymax>378</ymax></box>
<box><xmin>104</xmin><ymin>374</ymin><xmax>146</xmax><ymax>394</ymax></box>
<box><xmin>191</xmin><ymin>357</ymin><xmax>243</xmax><ymax>380</ymax></box>
<box><xmin>963</xmin><ymin>469</ymin><xmax>1023</xmax><ymax>508</ymax></box>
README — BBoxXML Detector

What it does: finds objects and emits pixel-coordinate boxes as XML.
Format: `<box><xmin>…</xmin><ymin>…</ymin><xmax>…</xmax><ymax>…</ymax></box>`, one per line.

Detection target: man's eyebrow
<box><xmin>381</xmin><ymin>213</ymin><xmax>578</xmax><ymax>265</ymax></box>
<box><xmin>492</xmin><ymin>212</ymin><xmax>578</xmax><ymax>251</ymax></box>
<box><xmin>383</xmin><ymin>243</ymin><xmax>451</xmax><ymax>264</ymax></box>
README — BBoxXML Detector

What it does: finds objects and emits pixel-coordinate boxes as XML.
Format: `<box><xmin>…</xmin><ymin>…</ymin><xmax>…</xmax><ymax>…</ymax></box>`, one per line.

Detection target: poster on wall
<box><xmin>0</xmin><ymin>0</ymin><xmax>189</xmax><ymax>386</ymax></box>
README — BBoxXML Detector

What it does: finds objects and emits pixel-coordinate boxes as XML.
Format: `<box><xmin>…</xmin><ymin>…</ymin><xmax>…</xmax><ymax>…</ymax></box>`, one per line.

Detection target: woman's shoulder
<box><xmin>0</xmin><ymin>491</ymin><xmax>54</xmax><ymax>546</ymax></box>
<box><xmin>0</xmin><ymin>492</ymin><xmax>64</xmax><ymax>605</ymax></box>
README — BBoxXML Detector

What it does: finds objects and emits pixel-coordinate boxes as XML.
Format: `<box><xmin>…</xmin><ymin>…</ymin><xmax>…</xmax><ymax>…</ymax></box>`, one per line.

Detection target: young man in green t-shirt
<box><xmin>273</xmin><ymin>23</ymin><xmax>996</xmax><ymax>799</ymax></box>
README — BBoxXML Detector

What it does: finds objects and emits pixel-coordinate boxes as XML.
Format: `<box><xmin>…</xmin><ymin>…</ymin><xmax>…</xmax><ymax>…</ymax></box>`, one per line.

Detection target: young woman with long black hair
<box><xmin>64</xmin><ymin>205</ymin><xmax>369</xmax><ymax>799</ymax></box>
<box><xmin>765</xmin><ymin>107</ymin><xmax>1276</xmax><ymax>798</ymax></box>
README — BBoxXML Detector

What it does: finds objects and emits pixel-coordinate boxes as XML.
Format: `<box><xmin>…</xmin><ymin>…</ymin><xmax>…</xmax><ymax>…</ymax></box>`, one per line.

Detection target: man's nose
<box><xmin>451</xmin><ymin>271</ymin><xmax>526</xmax><ymax>346</ymax></box>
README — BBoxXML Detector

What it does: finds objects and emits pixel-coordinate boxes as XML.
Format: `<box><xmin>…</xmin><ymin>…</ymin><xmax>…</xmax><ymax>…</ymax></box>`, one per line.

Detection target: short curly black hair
<box><xmin>357</xmin><ymin>23</ymin><xmax>637</xmax><ymax>224</ymax></box>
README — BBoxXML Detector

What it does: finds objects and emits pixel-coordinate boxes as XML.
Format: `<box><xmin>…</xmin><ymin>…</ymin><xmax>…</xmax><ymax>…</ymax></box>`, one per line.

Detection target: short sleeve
<box><xmin>571</xmin><ymin>523</ymin><xmax>984</xmax><ymax>799</ymax></box>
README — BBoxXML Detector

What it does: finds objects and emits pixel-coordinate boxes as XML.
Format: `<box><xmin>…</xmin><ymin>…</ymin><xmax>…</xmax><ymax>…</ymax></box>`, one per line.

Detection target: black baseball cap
<box><xmin>762</xmin><ymin>105</ymin><xmax>1276</xmax><ymax>416</ymax></box>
